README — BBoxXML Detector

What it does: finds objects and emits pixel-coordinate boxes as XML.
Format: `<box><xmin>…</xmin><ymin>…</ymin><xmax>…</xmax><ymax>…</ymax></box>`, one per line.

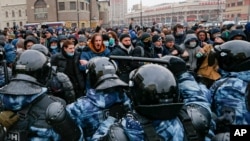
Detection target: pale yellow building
<box><xmin>0</xmin><ymin>0</ymin><xmax>27</xmax><ymax>29</ymax></box>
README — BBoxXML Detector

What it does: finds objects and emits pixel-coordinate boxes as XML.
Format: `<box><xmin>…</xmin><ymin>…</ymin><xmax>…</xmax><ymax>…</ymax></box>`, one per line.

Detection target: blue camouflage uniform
<box><xmin>115</xmin><ymin>72</ymin><xmax>214</xmax><ymax>141</ymax></box>
<box><xmin>0</xmin><ymin>88</ymin><xmax>61</xmax><ymax>141</ymax></box>
<box><xmin>66</xmin><ymin>88</ymin><xmax>132</xmax><ymax>141</ymax></box>
<box><xmin>210</xmin><ymin>69</ymin><xmax>250</xmax><ymax>125</ymax></box>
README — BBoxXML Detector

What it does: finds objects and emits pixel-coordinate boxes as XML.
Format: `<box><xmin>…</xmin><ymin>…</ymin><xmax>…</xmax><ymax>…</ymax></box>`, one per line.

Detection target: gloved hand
<box><xmin>0</xmin><ymin>111</ymin><xmax>19</xmax><ymax>130</ymax></box>
<box><xmin>162</xmin><ymin>56</ymin><xmax>187</xmax><ymax>76</ymax></box>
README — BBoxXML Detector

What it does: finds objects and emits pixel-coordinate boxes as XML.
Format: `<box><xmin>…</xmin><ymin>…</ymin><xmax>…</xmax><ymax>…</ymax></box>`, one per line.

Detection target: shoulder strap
<box><xmin>142</xmin><ymin>122</ymin><xmax>163</xmax><ymax>141</ymax></box>
<box><xmin>178</xmin><ymin>106</ymin><xmax>201</xmax><ymax>141</ymax></box>
<box><xmin>133</xmin><ymin>113</ymin><xmax>163</xmax><ymax>141</ymax></box>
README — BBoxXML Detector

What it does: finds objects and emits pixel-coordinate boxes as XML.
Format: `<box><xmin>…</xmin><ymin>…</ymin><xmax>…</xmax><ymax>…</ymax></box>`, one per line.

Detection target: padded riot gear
<box><xmin>87</xmin><ymin>57</ymin><xmax>127</xmax><ymax>90</ymax></box>
<box><xmin>47</xmin><ymin>72</ymin><xmax>76</xmax><ymax>104</ymax></box>
<box><xmin>15</xmin><ymin>50</ymin><xmax>50</xmax><ymax>84</ymax></box>
<box><xmin>211</xmin><ymin>132</ymin><xmax>230</xmax><ymax>141</ymax></box>
<box><xmin>46</xmin><ymin>102</ymin><xmax>80</xmax><ymax>141</ymax></box>
<box><xmin>185</xmin><ymin>104</ymin><xmax>211</xmax><ymax>135</ymax></box>
<box><xmin>129</xmin><ymin>64</ymin><xmax>183</xmax><ymax>120</ymax></box>
<box><xmin>214</xmin><ymin>40</ymin><xmax>250</xmax><ymax>72</ymax></box>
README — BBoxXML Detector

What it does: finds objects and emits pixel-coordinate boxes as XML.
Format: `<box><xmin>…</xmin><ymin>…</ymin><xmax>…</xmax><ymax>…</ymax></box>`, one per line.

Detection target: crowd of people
<box><xmin>0</xmin><ymin>19</ymin><xmax>249</xmax><ymax>140</ymax></box>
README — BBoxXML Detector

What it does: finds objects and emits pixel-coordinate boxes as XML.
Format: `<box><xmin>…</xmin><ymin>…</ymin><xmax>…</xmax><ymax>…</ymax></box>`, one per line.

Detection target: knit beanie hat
<box><xmin>165</xmin><ymin>35</ymin><xmax>175</xmax><ymax>43</ymax></box>
<box><xmin>152</xmin><ymin>34</ymin><xmax>162</xmax><ymax>43</ymax></box>
<box><xmin>119</xmin><ymin>33</ymin><xmax>130</xmax><ymax>41</ymax></box>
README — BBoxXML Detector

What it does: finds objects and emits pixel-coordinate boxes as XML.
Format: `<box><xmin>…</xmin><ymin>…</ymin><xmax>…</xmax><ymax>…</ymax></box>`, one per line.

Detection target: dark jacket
<box><xmin>51</xmin><ymin>50</ymin><xmax>85</xmax><ymax>98</ymax></box>
<box><xmin>110</xmin><ymin>43</ymin><xmax>134</xmax><ymax>83</ymax></box>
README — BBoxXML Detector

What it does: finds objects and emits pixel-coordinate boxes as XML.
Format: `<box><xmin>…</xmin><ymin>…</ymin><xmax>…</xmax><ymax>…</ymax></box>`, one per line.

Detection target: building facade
<box><xmin>0</xmin><ymin>0</ymin><xmax>27</xmax><ymax>29</ymax></box>
<box><xmin>125</xmin><ymin>0</ymin><xmax>226</xmax><ymax>27</ymax></box>
<box><xmin>224</xmin><ymin>0</ymin><xmax>250</xmax><ymax>21</ymax></box>
<box><xmin>26</xmin><ymin>0</ymin><xmax>92</xmax><ymax>28</ymax></box>
<box><xmin>109</xmin><ymin>0</ymin><xmax>127</xmax><ymax>27</ymax></box>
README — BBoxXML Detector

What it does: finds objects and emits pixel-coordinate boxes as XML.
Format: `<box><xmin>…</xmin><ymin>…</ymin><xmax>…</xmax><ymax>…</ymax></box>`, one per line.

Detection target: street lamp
<box><xmin>140</xmin><ymin>0</ymin><xmax>142</xmax><ymax>26</ymax></box>
<box><xmin>77</xmin><ymin>0</ymin><xmax>80</xmax><ymax>28</ymax></box>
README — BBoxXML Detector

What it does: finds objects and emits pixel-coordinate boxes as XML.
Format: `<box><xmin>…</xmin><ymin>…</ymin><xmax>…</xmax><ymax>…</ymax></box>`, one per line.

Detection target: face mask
<box><xmin>79</xmin><ymin>46</ymin><xmax>85</xmax><ymax>49</ymax></box>
<box><xmin>103</xmin><ymin>41</ymin><xmax>109</xmax><ymax>47</ymax></box>
<box><xmin>67</xmin><ymin>52</ymin><xmax>74</xmax><ymax>57</ymax></box>
<box><xmin>189</xmin><ymin>41</ymin><xmax>197</xmax><ymax>48</ymax></box>
<box><xmin>50</xmin><ymin>46</ymin><xmax>57</xmax><ymax>49</ymax></box>
<box><xmin>109</xmin><ymin>38</ymin><xmax>115</xmax><ymax>46</ymax></box>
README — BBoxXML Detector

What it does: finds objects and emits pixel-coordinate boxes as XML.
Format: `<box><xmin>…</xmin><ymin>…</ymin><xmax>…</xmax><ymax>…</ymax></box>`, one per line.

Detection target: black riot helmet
<box><xmin>15</xmin><ymin>50</ymin><xmax>50</xmax><ymax>84</ymax></box>
<box><xmin>87</xmin><ymin>57</ymin><xmax>127</xmax><ymax>90</ymax></box>
<box><xmin>129</xmin><ymin>64</ymin><xmax>183</xmax><ymax>120</ymax></box>
<box><xmin>214</xmin><ymin>40</ymin><xmax>250</xmax><ymax>72</ymax></box>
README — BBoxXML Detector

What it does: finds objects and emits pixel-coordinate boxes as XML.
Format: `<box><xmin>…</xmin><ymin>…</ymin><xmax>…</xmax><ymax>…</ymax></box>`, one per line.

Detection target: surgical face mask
<box><xmin>103</xmin><ymin>41</ymin><xmax>109</xmax><ymax>47</ymax></box>
<box><xmin>79</xmin><ymin>46</ymin><xmax>85</xmax><ymax>49</ymax></box>
<box><xmin>109</xmin><ymin>38</ymin><xmax>115</xmax><ymax>46</ymax></box>
<box><xmin>50</xmin><ymin>46</ymin><xmax>57</xmax><ymax>49</ymax></box>
<box><xmin>67</xmin><ymin>52</ymin><xmax>74</xmax><ymax>57</ymax></box>
<box><xmin>189</xmin><ymin>41</ymin><xmax>197</xmax><ymax>48</ymax></box>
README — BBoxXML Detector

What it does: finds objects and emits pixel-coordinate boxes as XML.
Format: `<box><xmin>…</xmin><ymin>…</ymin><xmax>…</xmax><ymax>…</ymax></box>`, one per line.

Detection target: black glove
<box><xmin>162</xmin><ymin>56</ymin><xmax>187</xmax><ymax>76</ymax></box>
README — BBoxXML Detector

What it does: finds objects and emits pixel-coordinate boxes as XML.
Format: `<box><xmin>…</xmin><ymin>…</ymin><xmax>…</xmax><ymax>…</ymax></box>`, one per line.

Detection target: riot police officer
<box><xmin>104</xmin><ymin>56</ymin><xmax>214</xmax><ymax>140</ymax></box>
<box><xmin>0</xmin><ymin>50</ymin><xmax>80</xmax><ymax>141</ymax></box>
<box><xmin>31</xmin><ymin>44</ymin><xmax>76</xmax><ymax>104</ymax></box>
<box><xmin>209</xmin><ymin>40</ymin><xmax>250</xmax><ymax>140</ymax></box>
<box><xmin>66</xmin><ymin>56</ymin><xmax>132</xmax><ymax>141</ymax></box>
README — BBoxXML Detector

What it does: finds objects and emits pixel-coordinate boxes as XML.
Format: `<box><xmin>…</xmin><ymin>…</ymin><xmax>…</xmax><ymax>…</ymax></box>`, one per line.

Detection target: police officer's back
<box><xmin>209</xmin><ymin>40</ymin><xmax>250</xmax><ymax>140</ymax></box>
<box><xmin>104</xmin><ymin>57</ymin><xmax>213</xmax><ymax>141</ymax></box>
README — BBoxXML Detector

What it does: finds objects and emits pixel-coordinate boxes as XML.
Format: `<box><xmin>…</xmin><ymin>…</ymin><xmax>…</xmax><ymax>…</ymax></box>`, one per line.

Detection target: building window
<box><xmin>71</xmin><ymin>23</ymin><xmax>77</xmax><ymax>27</ymax></box>
<box><xmin>237</xmin><ymin>2</ymin><xmax>243</xmax><ymax>6</ymax></box>
<box><xmin>86</xmin><ymin>3</ymin><xmax>88</xmax><ymax>10</ymax></box>
<box><xmin>59</xmin><ymin>2</ymin><xmax>65</xmax><ymax>10</ymax></box>
<box><xmin>7</xmin><ymin>22</ymin><xmax>9</xmax><ymax>27</ymax></box>
<box><xmin>20</xmin><ymin>22</ymin><xmax>23</xmax><ymax>26</ymax></box>
<box><xmin>34</xmin><ymin>0</ymin><xmax>48</xmax><ymax>20</ymax></box>
<box><xmin>80</xmin><ymin>2</ymin><xmax>84</xmax><ymax>10</ymax></box>
<box><xmin>12</xmin><ymin>10</ymin><xmax>15</xmax><ymax>17</ymax></box>
<box><xmin>19</xmin><ymin>10</ymin><xmax>21</xmax><ymax>17</ymax></box>
<box><xmin>5</xmin><ymin>11</ymin><xmax>8</xmax><ymax>18</ymax></box>
<box><xmin>231</xmin><ymin>3</ymin><xmax>235</xmax><ymax>7</ymax></box>
<box><xmin>70</xmin><ymin>2</ymin><xmax>76</xmax><ymax>10</ymax></box>
<box><xmin>81</xmin><ymin>23</ymin><xmax>85</xmax><ymax>28</ymax></box>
